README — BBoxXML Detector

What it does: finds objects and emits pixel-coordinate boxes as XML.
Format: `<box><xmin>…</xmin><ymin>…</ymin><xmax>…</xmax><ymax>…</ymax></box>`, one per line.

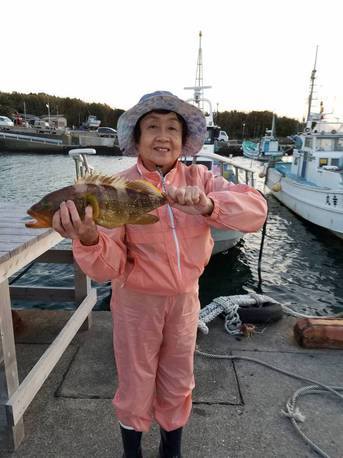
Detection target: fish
<box><xmin>25</xmin><ymin>174</ymin><xmax>167</xmax><ymax>229</ymax></box>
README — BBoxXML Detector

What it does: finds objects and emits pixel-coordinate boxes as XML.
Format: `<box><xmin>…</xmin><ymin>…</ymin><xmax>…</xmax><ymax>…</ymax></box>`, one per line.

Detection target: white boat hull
<box><xmin>266</xmin><ymin>167</ymin><xmax>343</xmax><ymax>239</ymax></box>
<box><xmin>211</xmin><ymin>228</ymin><xmax>242</xmax><ymax>254</ymax></box>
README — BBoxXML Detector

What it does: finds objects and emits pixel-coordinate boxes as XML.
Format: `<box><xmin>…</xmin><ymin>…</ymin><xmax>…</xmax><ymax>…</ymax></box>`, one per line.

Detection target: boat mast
<box><xmin>271</xmin><ymin>114</ymin><xmax>276</xmax><ymax>137</ymax></box>
<box><xmin>195</xmin><ymin>31</ymin><xmax>204</xmax><ymax>110</ymax></box>
<box><xmin>184</xmin><ymin>31</ymin><xmax>212</xmax><ymax>117</ymax></box>
<box><xmin>306</xmin><ymin>46</ymin><xmax>318</xmax><ymax>123</ymax></box>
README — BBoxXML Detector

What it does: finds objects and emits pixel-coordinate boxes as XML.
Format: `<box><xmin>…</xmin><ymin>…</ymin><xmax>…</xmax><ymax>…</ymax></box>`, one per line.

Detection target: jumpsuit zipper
<box><xmin>158</xmin><ymin>169</ymin><xmax>182</xmax><ymax>274</ymax></box>
<box><xmin>136</xmin><ymin>165</ymin><xmax>182</xmax><ymax>275</ymax></box>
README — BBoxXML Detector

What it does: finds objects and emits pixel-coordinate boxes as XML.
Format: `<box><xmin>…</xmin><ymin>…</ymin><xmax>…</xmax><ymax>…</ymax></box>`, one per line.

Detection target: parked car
<box><xmin>0</xmin><ymin>116</ymin><xmax>14</xmax><ymax>128</ymax></box>
<box><xmin>97</xmin><ymin>127</ymin><xmax>117</xmax><ymax>138</ymax></box>
<box><xmin>33</xmin><ymin>120</ymin><xmax>50</xmax><ymax>130</ymax></box>
<box><xmin>83</xmin><ymin>115</ymin><xmax>101</xmax><ymax>129</ymax></box>
<box><xmin>218</xmin><ymin>130</ymin><xmax>229</xmax><ymax>142</ymax></box>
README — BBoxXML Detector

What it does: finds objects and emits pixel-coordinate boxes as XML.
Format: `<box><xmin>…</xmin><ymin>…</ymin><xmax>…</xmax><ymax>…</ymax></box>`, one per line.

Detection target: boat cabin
<box><xmin>291</xmin><ymin>123</ymin><xmax>343</xmax><ymax>188</ymax></box>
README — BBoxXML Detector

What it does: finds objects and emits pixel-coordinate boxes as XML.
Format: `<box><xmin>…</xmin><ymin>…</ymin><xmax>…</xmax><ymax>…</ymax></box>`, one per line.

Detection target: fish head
<box><xmin>26</xmin><ymin>186</ymin><xmax>75</xmax><ymax>228</ymax></box>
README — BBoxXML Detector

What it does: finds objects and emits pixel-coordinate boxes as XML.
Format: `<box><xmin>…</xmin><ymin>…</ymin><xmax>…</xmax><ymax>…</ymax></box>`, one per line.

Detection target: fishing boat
<box><xmin>183</xmin><ymin>149</ymin><xmax>255</xmax><ymax>254</ymax></box>
<box><xmin>181</xmin><ymin>31</ymin><xmax>256</xmax><ymax>254</ymax></box>
<box><xmin>242</xmin><ymin>114</ymin><xmax>284</xmax><ymax>161</ymax></box>
<box><xmin>265</xmin><ymin>49</ymin><xmax>343</xmax><ymax>239</ymax></box>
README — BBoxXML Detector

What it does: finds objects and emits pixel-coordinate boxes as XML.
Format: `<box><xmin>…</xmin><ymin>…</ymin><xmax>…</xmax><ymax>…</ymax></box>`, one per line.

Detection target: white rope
<box><xmin>196</xmin><ymin>349</ymin><xmax>343</xmax><ymax>458</ymax></box>
<box><xmin>280</xmin><ymin>385</ymin><xmax>343</xmax><ymax>458</ymax></box>
<box><xmin>198</xmin><ymin>293</ymin><xmax>279</xmax><ymax>335</ymax></box>
<box><xmin>198</xmin><ymin>294</ymin><xmax>343</xmax><ymax>335</ymax></box>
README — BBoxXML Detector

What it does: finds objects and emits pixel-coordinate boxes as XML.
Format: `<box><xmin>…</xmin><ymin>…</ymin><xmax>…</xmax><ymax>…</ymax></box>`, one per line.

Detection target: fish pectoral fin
<box><xmin>128</xmin><ymin>214</ymin><xmax>159</xmax><ymax>225</ymax></box>
<box><xmin>94</xmin><ymin>217</ymin><xmax>123</xmax><ymax>228</ymax></box>
<box><xmin>85</xmin><ymin>194</ymin><xmax>100</xmax><ymax>219</ymax></box>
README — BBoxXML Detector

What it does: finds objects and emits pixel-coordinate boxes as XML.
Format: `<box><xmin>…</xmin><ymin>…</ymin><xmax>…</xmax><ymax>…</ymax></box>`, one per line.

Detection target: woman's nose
<box><xmin>156</xmin><ymin>127</ymin><xmax>169</xmax><ymax>139</ymax></box>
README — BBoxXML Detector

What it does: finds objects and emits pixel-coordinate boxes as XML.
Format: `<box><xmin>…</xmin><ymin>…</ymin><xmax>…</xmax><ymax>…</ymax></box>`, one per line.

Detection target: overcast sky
<box><xmin>2</xmin><ymin>0</ymin><xmax>343</xmax><ymax>120</ymax></box>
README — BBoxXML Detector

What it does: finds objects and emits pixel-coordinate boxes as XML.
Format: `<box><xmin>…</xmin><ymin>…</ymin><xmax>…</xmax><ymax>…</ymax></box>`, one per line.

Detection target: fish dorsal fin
<box><xmin>76</xmin><ymin>174</ymin><xmax>128</xmax><ymax>189</ymax></box>
<box><xmin>126</xmin><ymin>179</ymin><xmax>163</xmax><ymax>196</ymax></box>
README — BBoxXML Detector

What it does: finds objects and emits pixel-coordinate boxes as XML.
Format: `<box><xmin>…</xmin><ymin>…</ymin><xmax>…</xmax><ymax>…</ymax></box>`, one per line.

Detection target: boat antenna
<box><xmin>306</xmin><ymin>45</ymin><xmax>318</xmax><ymax>123</ymax></box>
<box><xmin>195</xmin><ymin>31</ymin><xmax>204</xmax><ymax>109</ymax></box>
<box><xmin>184</xmin><ymin>31</ymin><xmax>211</xmax><ymax>111</ymax></box>
<box><xmin>271</xmin><ymin>113</ymin><xmax>276</xmax><ymax>138</ymax></box>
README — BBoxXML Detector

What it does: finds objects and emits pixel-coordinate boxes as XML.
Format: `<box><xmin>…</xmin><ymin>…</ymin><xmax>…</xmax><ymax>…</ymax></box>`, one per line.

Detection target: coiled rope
<box><xmin>198</xmin><ymin>293</ymin><xmax>280</xmax><ymax>335</ymax></box>
<box><xmin>198</xmin><ymin>294</ymin><xmax>343</xmax><ymax>336</ymax></box>
<box><xmin>196</xmin><ymin>334</ymin><xmax>343</xmax><ymax>457</ymax></box>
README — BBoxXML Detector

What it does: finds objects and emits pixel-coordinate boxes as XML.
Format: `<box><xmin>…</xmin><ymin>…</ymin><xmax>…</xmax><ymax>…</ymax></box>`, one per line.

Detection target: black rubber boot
<box><xmin>158</xmin><ymin>427</ymin><xmax>183</xmax><ymax>458</ymax></box>
<box><xmin>120</xmin><ymin>425</ymin><xmax>143</xmax><ymax>458</ymax></box>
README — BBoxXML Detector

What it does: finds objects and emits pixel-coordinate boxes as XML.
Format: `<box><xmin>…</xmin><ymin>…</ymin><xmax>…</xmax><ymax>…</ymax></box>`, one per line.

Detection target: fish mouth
<box><xmin>25</xmin><ymin>209</ymin><xmax>52</xmax><ymax>228</ymax></box>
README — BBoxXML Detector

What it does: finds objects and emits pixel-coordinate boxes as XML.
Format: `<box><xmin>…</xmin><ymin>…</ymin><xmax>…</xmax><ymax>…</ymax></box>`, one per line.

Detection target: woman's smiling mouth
<box><xmin>154</xmin><ymin>147</ymin><xmax>170</xmax><ymax>153</ymax></box>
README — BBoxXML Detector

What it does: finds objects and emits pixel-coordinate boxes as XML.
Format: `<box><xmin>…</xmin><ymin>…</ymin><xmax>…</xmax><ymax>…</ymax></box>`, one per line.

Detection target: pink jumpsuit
<box><xmin>72</xmin><ymin>158</ymin><xmax>267</xmax><ymax>432</ymax></box>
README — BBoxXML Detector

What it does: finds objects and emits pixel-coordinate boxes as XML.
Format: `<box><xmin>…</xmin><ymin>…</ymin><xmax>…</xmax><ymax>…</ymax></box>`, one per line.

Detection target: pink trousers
<box><xmin>110</xmin><ymin>285</ymin><xmax>200</xmax><ymax>432</ymax></box>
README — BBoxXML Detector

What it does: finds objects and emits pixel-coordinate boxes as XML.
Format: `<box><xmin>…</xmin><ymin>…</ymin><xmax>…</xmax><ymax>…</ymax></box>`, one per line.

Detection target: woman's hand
<box><xmin>52</xmin><ymin>200</ymin><xmax>99</xmax><ymax>245</ymax></box>
<box><xmin>167</xmin><ymin>185</ymin><xmax>214</xmax><ymax>216</ymax></box>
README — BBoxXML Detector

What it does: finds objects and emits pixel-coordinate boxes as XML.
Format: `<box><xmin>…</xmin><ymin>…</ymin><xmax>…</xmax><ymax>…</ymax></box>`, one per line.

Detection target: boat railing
<box><xmin>68</xmin><ymin>148</ymin><xmax>96</xmax><ymax>179</ymax></box>
<box><xmin>194</xmin><ymin>151</ymin><xmax>256</xmax><ymax>187</ymax></box>
<box><xmin>0</xmin><ymin>131</ymin><xmax>63</xmax><ymax>145</ymax></box>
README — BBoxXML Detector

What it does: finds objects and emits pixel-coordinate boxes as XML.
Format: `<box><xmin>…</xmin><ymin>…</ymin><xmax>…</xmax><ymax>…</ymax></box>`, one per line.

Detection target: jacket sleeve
<box><xmin>72</xmin><ymin>226</ymin><xmax>127</xmax><ymax>283</ymax></box>
<box><xmin>199</xmin><ymin>165</ymin><xmax>268</xmax><ymax>233</ymax></box>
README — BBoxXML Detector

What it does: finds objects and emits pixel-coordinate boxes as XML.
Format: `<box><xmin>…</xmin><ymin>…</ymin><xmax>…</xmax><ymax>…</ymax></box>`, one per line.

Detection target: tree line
<box><xmin>0</xmin><ymin>91</ymin><xmax>124</xmax><ymax>129</ymax></box>
<box><xmin>216</xmin><ymin>110</ymin><xmax>301</xmax><ymax>140</ymax></box>
<box><xmin>0</xmin><ymin>91</ymin><xmax>300</xmax><ymax>138</ymax></box>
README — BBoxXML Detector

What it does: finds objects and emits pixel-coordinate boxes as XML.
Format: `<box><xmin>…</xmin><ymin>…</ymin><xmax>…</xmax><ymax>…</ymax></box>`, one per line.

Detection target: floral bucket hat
<box><xmin>117</xmin><ymin>90</ymin><xmax>207</xmax><ymax>156</ymax></box>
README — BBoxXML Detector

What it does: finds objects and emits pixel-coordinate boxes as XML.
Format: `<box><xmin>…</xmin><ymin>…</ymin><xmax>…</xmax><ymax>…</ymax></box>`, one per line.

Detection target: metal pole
<box><xmin>46</xmin><ymin>103</ymin><xmax>51</xmax><ymax>127</ymax></box>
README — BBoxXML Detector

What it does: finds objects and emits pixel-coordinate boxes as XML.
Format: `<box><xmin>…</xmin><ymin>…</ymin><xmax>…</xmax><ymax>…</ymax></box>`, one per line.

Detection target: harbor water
<box><xmin>1</xmin><ymin>152</ymin><xmax>343</xmax><ymax>314</ymax></box>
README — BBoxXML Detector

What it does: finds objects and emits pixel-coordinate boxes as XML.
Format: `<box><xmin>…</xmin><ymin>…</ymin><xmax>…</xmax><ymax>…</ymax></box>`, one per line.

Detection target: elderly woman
<box><xmin>52</xmin><ymin>91</ymin><xmax>267</xmax><ymax>458</ymax></box>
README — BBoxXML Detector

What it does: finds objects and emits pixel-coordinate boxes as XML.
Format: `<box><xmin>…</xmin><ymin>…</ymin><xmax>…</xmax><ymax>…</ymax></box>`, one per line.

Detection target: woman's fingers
<box><xmin>66</xmin><ymin>200</ymin><xmax>83</xmax><ymax>231</ymax></box>
<box><xmin>52</xmin><ymin>210</ymin><xmax>68</xmax><ymax>237</ymax></box>
<box><xmin>166</xmin><ymin>185</ymin><xmax>212</xmax><ymax>215</ymax></box>
<box><xmin>168</xmin><ymin>186</ymin><xmax>201</xmax><ymax>206</ymax></box>
<box><xmin>52</xmin><ymin>202</ymin><xmax>98</xmax><ymax>243</ymax></box>
<box><xmin>84</xmin><ymin>205</ymin><xmax>94</xmax><ymax>225</ymax></box>
<box><xmin>59</xmin><ymin>201</ymin><xmax>75</xmax><ymax>233</ymax></box>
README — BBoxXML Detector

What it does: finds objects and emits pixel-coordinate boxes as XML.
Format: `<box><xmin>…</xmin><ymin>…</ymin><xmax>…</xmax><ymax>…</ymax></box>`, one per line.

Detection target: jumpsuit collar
<box><xmin>136</xmin><ymin>156</ymin><xmax>181</xmax><ymax>184</ymax></box>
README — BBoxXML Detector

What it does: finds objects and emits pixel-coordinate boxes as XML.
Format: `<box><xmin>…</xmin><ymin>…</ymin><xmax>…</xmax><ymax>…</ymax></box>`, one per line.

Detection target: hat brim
<box><xmin>117</xmin><ymin>94</ymin><xmax>207</xmax><ymax>156</ymax></box>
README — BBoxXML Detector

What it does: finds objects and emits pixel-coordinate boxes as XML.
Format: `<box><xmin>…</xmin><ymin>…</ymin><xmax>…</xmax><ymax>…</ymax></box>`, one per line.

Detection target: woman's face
<box><xmin>136</xmin><ymin>112</ymin><xmax>183</xmax><ymax>174</ymax></box>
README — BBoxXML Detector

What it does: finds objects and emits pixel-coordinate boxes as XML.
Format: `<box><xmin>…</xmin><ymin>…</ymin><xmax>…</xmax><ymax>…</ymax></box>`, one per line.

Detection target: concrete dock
<box><xmin>1</xmin><ymin>310</ymin><xmax>343</xmax><ymax>458</ymax></box>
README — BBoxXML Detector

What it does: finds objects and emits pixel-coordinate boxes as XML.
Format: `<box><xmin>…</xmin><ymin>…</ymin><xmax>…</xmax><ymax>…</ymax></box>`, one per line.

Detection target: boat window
<box><xmin>304</xmin><ymin>138</ymin><xmax>312</xmax><ymax>147</ymax></box>
<box><xmin>319</xmin><ymin>158</ymin><xmax>329</xmax><ymax>167</ymax></box>
<box><xmin>335</xmin><ymin>138</ymin><xmax>343</xmax><ymax>151</ymax></box>
<box><xmin>204</xmin><ymin>127</ymin><xmax>215</xmax><ymax>145</ymax></box>
<box><xmin>316</xmin><ymin>138</ymin><xmax>335</xmax><ymax>151</ymax></box>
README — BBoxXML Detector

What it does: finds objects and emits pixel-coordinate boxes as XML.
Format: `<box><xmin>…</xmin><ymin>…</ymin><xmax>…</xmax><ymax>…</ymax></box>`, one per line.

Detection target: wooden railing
<box><xmin>1</xmin><ymin>244</ymin><xmax>97</xmax><ymax>450</ymax></box>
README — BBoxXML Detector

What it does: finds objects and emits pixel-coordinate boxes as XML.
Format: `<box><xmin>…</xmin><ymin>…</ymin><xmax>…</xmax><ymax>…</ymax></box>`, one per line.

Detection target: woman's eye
<box><xmin>147</xmin><ymin>124</ymin><xmax>157</xmax><ymax>129</ymax></box>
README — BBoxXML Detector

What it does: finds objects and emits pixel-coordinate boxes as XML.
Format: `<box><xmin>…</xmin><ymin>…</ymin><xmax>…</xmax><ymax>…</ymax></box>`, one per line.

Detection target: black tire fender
<box><xmin>238</xmin><ymin>302</ymin><xmax>283</xmax><ymax>324</ymax></box>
